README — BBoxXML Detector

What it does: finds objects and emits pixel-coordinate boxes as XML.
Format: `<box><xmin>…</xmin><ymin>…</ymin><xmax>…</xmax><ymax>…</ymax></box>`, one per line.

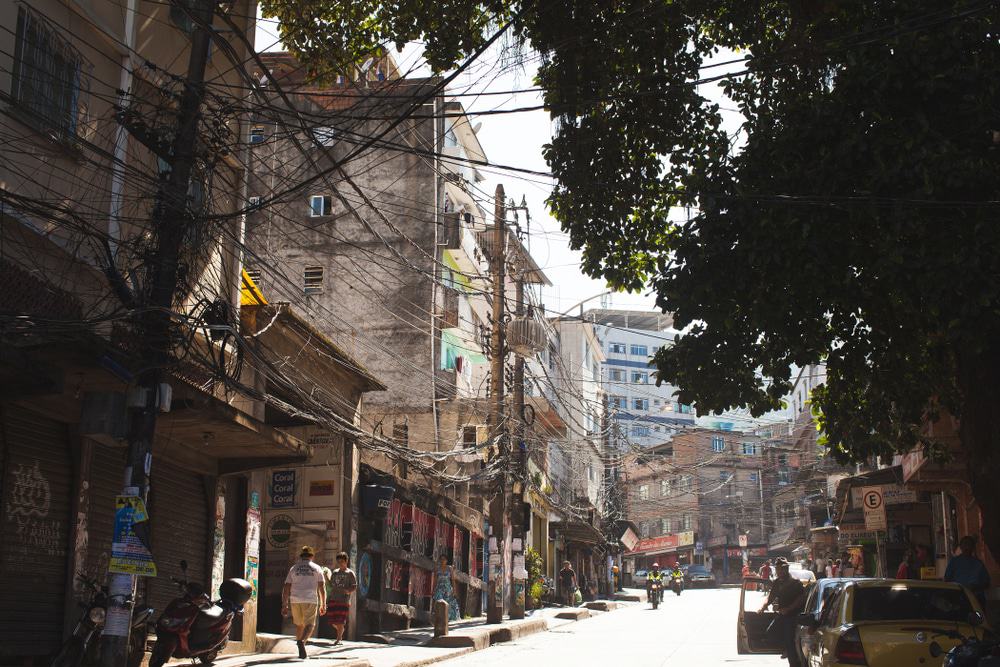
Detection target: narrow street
<box><xmin>442</xmin><ymin>588</ymin><xmax>784</xmax><ymax>666</ymax></box>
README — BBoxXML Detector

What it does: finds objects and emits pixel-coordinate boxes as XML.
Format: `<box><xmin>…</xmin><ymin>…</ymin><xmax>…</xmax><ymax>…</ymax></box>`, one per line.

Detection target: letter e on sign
<box><xmin>861</xmin><ymin>485</ymin><xmax>887</xmax><ymax>531</ymax></box>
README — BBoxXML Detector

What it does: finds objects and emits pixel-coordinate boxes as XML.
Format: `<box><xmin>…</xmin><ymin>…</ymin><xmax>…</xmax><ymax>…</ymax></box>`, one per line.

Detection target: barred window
<box><xmin>304</xmin><ymin>266</ymin><xmax>324</xmax><ymax>294</ymax></box>
<box><xmin>11</xmin><ymin>8</ymin><xmax>85</xmax><ymax>139</ymax></box>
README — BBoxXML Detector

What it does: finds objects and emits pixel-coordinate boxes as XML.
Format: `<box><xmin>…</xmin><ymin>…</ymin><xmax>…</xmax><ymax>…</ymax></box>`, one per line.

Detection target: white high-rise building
<box><xmin>584</xmin><ymin>309</ymin><xmax>697</xmax><ymax>448</ymax></box>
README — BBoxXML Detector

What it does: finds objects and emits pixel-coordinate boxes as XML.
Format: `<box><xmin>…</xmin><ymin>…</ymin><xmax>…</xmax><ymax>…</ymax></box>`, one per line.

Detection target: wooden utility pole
<box><xmin>486</xmin><ymin>185</ymin><xmax>507</xmax><ymax>624</ymax></box>
<box><xmin>509</xmin><ymin>273</ymin><xmax>526</xmax><ymax>619</ymax></box>
<box><xmin>100</xmin><ymin>2</ymin><xmax>218</xmax><ymax>666</ymax></box>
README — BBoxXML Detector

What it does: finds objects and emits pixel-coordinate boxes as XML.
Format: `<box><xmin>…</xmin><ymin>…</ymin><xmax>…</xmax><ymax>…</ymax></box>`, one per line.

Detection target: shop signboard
<box><xmin>620</xmin><ymin>526</ymin><xmax>639</xmax><ymax>552</ymax></box>
<box><xmin>851</xmin><ymin>484</ymin><xmax>917</xmax><ymax>509</ymax></box>
<box><xmin>677</xmin><ymin>531</ymin><xmax>695</xmax><ymax>547</ymax></box>
<box><xmin>270</xmin><ymin>470</ymin><xmax>296</xmax><ymax>508</ymax></box>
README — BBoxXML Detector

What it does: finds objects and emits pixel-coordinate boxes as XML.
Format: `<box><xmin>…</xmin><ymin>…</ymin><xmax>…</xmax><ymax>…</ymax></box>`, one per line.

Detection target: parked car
<box><xmin>795</xmin><ymin>578</ymin><xmax>858</xmax><ymax>665</ymax></box>
<box><xmin>739</xmin><ymin>577</ymin><xmax>991</xmax><ymax>666</ymax></box>
<box><xmin>684</xmin><ymin>565</ymin><xmax>717</xmax><ymax>588</ymax></box>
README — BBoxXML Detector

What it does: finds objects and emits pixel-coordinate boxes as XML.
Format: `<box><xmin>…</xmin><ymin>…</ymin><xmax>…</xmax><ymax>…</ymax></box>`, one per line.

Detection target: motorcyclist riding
<box><xmin>670</xmin><ymin>563</ymin><xmax>684</xmax><ymax>595</ymax></box>
<box><xmin>646</xmin><ymin>563</ymin><xmax>664</xmax><ymax>605</ymax></box>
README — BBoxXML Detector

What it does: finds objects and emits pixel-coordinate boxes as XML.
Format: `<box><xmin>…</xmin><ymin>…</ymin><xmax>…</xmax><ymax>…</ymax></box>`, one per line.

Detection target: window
<box><xmin>638</xmin><ymin>484</ymin><xmax>649</xmax><ymax>500</ymax></box>
<box><xmin>588</xmin><ymin>465</ymin><xmax>596</xmax><ymax>482</ymax></box>
<box><xmin>630</xmin><ymin>344</ymin><xmax>648</xmax><ymax>356</ymax></box>
<box><xmin>304</xmin><ymin>266</ymin><xmax>324</xmax><ymax>293</ymax></box>
<box><xmin>245</xmin><ymin>268</ymin><xmax>262</xmax><ymax>288</ymax></box>
<box><xmin>12</xmin><ymin>8</ymin><xmax>85</xmax><ymax>139</ymax></box>
<box><xmin>679</xmin><ymin>403</ymin><xmax>692</xmax><ymax>414</ymax></box>
<box><xmin>711</xmin><ymin>436</ymin><xmax>726</xmax><ymax>453</ymax></box>
<box><xmin>609</xmin><ymin>368</ymin><xmax>626</xmax><ymax>382</ymax></box>
<box><xmin>592</xmin><ymin>362</ymin><xmax>600</xmax><ymax>380</ymax></box>
<box><xmin>749</xmin><ymin>472</ymin><xmax>758</xmax><ymax>482</ymax></box>
<box><xmin>310</xmin><ymin>195</ymin><xmax>332</xmax><ymax>217</ymax></box>
<box><xmin>312</xmin><ymin>126</ymin><xmax>336</xmax><ymax>146</ymax></box>
<box><xmin>660</xmin><ymin>480</ymin><xmax>670</xmax><ymax>497</ymax></box>
<box><xmin>249</xmin><ymin>127</ymin><xmax>265</xmax><ymax>144</ymax></box>
<box><xmin>462</xmin><ymin>425</ymin><xmax>479</xmax><ymax>448</ymax></box>
<box><xmin>742</xmin><ymin>442</ymin><xmax>757</xmax><ymax>455</ymax></box>
<box><xmin>653</xmin><ymin>399</ymin><xmax>661</xmax><ymax>406</ymax></box>
<box><xmin>633</xmin><ymin>398</ymin><xmax>649</xmax><ymax>411</ymax></box>
<box><xmin>719</xmin><ymin>470</ymin><xmax>730</xmax><ymax>481</ymax></box>
<box><xmin>393</xmin><ymin>422</ymin><xmax>409</xmax><ymax>447</ymax></box>
<box><xmin>631</xmin><ymin>371</ymin><xmax>648</xmax><ymax>384</ymax></box>
<box><xmin>608</xmin><ymin>395</ymin><xmax>627</xmax><ymax>410</ymax></box>
<box><xmin>650</xmin><ymin>345</ymin><xmax>660</xmax><ymax>355</ymax></box>
<box><xmin>631</xmin><ymin>425</ymin><xmax>650</xmax><ymax>438</ymax></box>
<box><xmin>640</xmin><ymin>522</ymin><xmax>650</xmax><ymax>538</ymax></box>
<box><xmin>680</xmin><ymin>475</ymin><xmax>692</xmax><ymax>491</ymax></box>
<box><xmin>609</xmin><ymin>342</ymin><xmax>626</xmax><ymax>354</ymax></box>
<box><xmin>682</xmin><ymin>515</ymin><xmax>692</xmax><ymax>531</ymax></box>
<box><xmin>660</xmin><ymin>518</ymin><xmax>671</xmax><ymax>534</ymax></box>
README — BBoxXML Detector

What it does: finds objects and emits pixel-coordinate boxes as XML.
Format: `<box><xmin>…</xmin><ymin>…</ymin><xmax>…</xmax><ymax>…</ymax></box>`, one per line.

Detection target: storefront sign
<box><xmin>707</xmin><ymin>535</ymin><xmax>728</xmax><ymax>547</ymax></box>
<box><xmin>270</xmin><ymin>470</ymin><xmax>296</xmax><ymax>508</ymax></box>
<box><xmin>838</xmin><ymin>524</ymin><xmax>880</xmax><ymax>543</ymax></box>
<box><xmin>861</xmin><ymin>486</ymin><xmax>887</xmax><ymax>531</ymax></box>
<box><xmin>357</xmin><ymin>551</ymin><xmax>373</xmax><ymax>598</ymax></box>
<box><xmin>851</xmin><ymin>484</ymin><xmax>917</xmax><ymax>509</ymax></box>
<box><xmin>677</xmin><ymin>531</ymin><xmax>694</xmax><ymax>547</ymax></box>
<box><xmin>245</xmin><ymin>506</ymin><xmax>261</xmax><ymax>600</ymax></box>
<box><xmin>620</xmin><ymin>526</ymin><xmax>639</xmax><ymax>552</ymax></box>
<box><xmin>309</xmin><ymin>480</ymin><xmax>336</xmax><ymax>497</ymax></box>
<box><xmin>266</xmin><ymin>513</ymin><xmax>295</xmax><ymax>549</ymax></box>
<box><xmin>694</xmin><ymin>541</ymin><xmax>704</xmax><ymax>555</ymax></box>
<box><xmin>738</xmin><ymin>534</ymin><xmax>748</xmax><ymax>547</ymax></box>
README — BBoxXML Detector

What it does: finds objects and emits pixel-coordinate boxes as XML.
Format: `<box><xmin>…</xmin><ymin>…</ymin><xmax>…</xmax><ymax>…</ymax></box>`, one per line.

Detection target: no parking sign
<box><xmin>861</xmin><ymin>486</ymin><xmax>887</xmax><ymax>531</ymax></box>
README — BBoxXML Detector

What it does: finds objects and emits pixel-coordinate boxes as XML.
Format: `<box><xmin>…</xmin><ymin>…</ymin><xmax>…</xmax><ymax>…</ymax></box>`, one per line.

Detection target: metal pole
<box><xmin>486</xmin><ymin>185</ymin><xmax>507</xmax><ymax>624</ymax></box>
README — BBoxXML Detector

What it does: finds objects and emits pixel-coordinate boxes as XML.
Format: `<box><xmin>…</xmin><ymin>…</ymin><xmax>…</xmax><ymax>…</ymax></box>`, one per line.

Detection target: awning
<box><xmin>551</xmin><ymin>519</ymin><xmax>605</xmax><ymax>547</ymax></box>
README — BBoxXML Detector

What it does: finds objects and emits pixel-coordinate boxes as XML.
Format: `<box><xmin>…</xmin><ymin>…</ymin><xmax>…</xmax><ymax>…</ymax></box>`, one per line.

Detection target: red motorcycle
<box><xmin>148</xmin><ymin>561</ymin><xmax>252</xmax><ymax>667</ymax></box>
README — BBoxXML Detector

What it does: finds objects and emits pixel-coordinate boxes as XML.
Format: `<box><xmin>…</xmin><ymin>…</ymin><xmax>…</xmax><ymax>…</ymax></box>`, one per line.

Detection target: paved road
<box><xmin>442</xmin><ymin>587</ymin><xmax>787</xmax><ymax>666</ymax></box>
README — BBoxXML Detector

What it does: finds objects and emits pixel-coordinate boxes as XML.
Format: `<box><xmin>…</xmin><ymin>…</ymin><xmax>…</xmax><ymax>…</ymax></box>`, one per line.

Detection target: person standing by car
<box><xmin>945</xmin><ymin>535</ymin><xmax>991</xmax><ymax>608</ymax></box>
<box><xmin>282</xmin><ymin>546</ymin><xmax>327</xmax><ymax>659</ymax></box>
<box><xmin>558</xmin><ymin>561</ymin><xmax>577</xmax><ymax>606</ymax></box>
<box><xmin>896</xmin><ymin>549</ymin><xmax>917</xmax><ymax>579</ymax></box>
<box><xmin>759</xmin><ymin>558</ymin><xmax>807</xmax><ymax>667</ymax></box>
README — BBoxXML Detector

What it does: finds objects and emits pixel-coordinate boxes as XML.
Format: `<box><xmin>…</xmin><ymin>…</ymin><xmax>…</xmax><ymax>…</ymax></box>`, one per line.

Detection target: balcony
<box><xmin>440</xmin><ymin>287</ymin><xmax>460</xmax><ymax>329</ymax></box>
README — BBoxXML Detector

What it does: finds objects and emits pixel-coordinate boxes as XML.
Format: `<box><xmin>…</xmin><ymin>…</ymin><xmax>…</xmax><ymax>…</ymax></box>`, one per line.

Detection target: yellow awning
<box><xmin>240</xmin><ymin>269</ymin><xmax>267</xmax><ymax>306</ymax></box>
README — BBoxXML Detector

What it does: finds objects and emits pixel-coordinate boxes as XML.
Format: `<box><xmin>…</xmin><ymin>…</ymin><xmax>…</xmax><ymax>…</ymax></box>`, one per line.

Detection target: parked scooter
<box><xmin>51</xmin><ymin>572</ymin><xmax>153</xmax><ymax>667</ymax></box>
<box><xmin>148</xmin><ymin>561</ymin><xmax>252</xmax><ymax>667</ymax></box>
<box><xmin>925</xmin><ymin>612</ymin><xmax>1000</xmax><ymax>666</ymax></box>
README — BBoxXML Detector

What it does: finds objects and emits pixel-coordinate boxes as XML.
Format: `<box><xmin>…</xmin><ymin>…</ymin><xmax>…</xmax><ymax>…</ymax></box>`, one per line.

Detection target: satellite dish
<box><xmin>472</xmin><ymin>122</ymin><xmax>483</xmax><ymax>134</ymax></box>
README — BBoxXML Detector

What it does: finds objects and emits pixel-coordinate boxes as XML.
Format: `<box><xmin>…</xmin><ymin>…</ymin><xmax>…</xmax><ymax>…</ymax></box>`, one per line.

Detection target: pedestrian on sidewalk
<box><xmin>896</xmin><ymin>549</ymin><xmax>917</xmax><ymax>579</ymax></box>
<box><xmin>558</xmin><ymin>561</ymin><xmax>577</xmax><ymax>606</ymax></box>
<box><xmin>282</xmin><ymin>545</ymin><xmax>327</xmax><ymax>660</ymax></box>
<box><xmin>431</xmin><ymin>554</ymin><xmax>461</xmax><ymax>621</ymax></box>
<box><xmin>759</xmin><ymin>559</ymin><xmax>773</xmax><ymax>580</ymax></box>
<box><xmin>325</xmin><ymin>552</ymin><xmax>358</xmax><ymax>645</ymax></box>
<box><xmin>945</xmin><ymin>535</ymin><xmax>991</xmax><ymax>609</ymax></box>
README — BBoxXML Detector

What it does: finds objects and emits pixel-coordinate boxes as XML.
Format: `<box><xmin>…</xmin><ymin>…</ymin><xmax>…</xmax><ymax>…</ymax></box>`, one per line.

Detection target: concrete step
<box><xmin>584</xmin><ymin>601</ymin><xmax>621</xmax><ymax>612</ymax></box>
<box><xmin>554</xmin><ymin>608</ymin><xmax>591</xmax><ymax>621</ymax></box>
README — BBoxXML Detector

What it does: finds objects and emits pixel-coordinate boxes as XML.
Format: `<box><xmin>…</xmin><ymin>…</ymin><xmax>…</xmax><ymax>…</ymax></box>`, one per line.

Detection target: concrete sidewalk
<box><xmin>197</xmin><ymin>602</ymin><xmax>633</xmax><ymax>667</ymax></box>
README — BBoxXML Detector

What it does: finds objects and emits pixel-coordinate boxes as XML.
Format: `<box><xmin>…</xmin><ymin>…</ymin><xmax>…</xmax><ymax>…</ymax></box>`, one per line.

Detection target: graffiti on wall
<box><xmin>6</xmin><ymin>460</ymin><xmax>65</xmax><ymax>560</ymax></box>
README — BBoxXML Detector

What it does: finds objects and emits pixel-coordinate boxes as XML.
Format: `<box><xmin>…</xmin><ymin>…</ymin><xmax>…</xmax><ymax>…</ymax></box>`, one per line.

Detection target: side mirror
<box><xmin>180</xmin><ymin>559</ymin><xmax>188</xmax><ymax>574</ymax></box>
<box><xmin>968</xmin><ymin>611</ymin><xmax>984</xmax><ymax>628</ymax></box>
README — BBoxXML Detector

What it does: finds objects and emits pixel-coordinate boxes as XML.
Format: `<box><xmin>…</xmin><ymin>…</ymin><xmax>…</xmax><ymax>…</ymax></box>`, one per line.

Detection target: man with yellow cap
<box><xmin>282</xmin><ymin>546</ymin><xmax>326</xmax><ymax>659</ymax></box>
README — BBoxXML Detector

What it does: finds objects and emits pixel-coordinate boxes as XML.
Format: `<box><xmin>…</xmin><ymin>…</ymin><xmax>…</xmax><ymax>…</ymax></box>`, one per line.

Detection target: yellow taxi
<box><xmin>801</xmin><ymin>579</ymin><xmax>989</xmax><ymax>666</ymax></box>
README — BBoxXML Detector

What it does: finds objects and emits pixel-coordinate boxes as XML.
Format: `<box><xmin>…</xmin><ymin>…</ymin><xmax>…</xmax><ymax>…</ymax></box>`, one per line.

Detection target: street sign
<box><xmin>861</xmin><ymin>485</ymin><xmax>887</xmax><ymax>531</ymax></box>
<box><xmin>738</xmin><ymin>534</ymin><xmax>748</xmax><ymax>547</ymax></box>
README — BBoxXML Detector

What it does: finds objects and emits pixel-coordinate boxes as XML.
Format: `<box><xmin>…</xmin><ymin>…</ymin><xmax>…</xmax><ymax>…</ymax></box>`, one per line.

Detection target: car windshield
<box><xmin>852</xmin><ymin>586</ymin><xmax>973</xmax><ymax>623</ymax></box>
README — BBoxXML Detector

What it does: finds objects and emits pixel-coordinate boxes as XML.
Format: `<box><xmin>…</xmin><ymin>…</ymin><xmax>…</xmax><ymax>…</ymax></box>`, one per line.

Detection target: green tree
<box><xmin>261</xmin><ymin>0</ymin><xmax>1000</xmax><ymax>559</ymax></box>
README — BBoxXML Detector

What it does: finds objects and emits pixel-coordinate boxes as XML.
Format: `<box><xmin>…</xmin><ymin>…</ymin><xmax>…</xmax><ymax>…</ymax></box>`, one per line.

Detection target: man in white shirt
<box><xmin>282</xmin><ymin>546</ymin><xmax>326</xmax><ymax>659</ymax></box>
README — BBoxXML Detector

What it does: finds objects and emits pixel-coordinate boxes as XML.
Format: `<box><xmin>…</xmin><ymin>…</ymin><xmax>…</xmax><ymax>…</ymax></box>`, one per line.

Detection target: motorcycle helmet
<box><xmin>219</xmin><ymin>578</ymin><xmax>253</xmax><ymax>605</ymax></box>
<box><xmin>652</xmin><ymin>562</ymin><xmax>659</xmax><ymax>568</ymax></box>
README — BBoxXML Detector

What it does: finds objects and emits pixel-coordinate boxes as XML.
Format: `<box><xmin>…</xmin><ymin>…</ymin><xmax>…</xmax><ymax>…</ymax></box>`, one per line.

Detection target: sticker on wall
<box><xmin>266</xmin><ymin>513</ymin><xmax>295</xmax><ymax>549</ymax></box>
<box><xmin>357</xmin><ymin>551</ymin><xmax>372</xmax><ymax>598</ymax></box>
<box><xmin>309</xmin><ymin>480</ymin><xmax>336</xmax><ymax>497</ymax></box>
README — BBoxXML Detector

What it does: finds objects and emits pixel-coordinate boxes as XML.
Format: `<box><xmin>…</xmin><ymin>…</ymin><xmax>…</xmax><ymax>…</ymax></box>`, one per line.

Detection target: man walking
<box><xmin>282</xmin><ymin>546</ymin><xmax>326</xmax><ymax>659</ymax></box>
<box><xmin>759</xmin><ymin>558</ymin><xmax>807</xmax><ymax>667</ymax></box>
<box><xmin>945</xmin><ymin>535</ymin><xmax>991</xmax><ymax>609</ymax></box>
<box><xmin>558</xmin><ymin>561</ymin><xmax>577</xmax><ymax>606</ymax></box>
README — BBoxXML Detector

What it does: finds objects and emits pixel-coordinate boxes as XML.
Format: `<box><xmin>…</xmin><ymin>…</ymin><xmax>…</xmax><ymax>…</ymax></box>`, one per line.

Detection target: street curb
<box><xmin>554</xmin><ymin>608</ymin><xmax>590</xmax><ymax>620</ymax></box>
<box><xmin>584</xmin><ymin>601</ymin><xmax>621</xmax><ymax>612</ymax></box>
<box><xmin>613</xmin><ymin>593</ymin><xmax>642</xmax><ymax>602</ymax></box>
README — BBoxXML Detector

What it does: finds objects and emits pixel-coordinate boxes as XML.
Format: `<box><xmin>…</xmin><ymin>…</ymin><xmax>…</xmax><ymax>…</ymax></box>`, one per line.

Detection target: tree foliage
<box><xmin>263</xmin><ymin>0</ymin><xmax>1000</xmax><ymax>555</ymax></box>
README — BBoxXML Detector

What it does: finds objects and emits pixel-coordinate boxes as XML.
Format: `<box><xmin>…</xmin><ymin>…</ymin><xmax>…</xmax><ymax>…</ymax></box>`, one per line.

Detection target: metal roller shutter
<box><xmin>0</xmin><ymin>407</ymin><xmax>73</xmax><ymax>658</ymax></box>
<box><xmin>86</xmin><ymin>444</ymin><xmax>126</xmax><ymax>582</ymax></box>
<box><xmin>145</xmin><ymin>461</ymin><xmax>209</xmax><ymax>614</ymax></box>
